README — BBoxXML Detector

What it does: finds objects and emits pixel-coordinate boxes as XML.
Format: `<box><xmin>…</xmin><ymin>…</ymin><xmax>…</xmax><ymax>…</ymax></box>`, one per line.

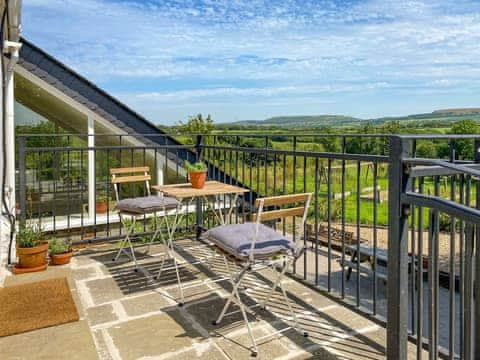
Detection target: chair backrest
<box><xmin>249</xmin><ymin>192</ymin><xmax>312</xmax><ymax>261</ymax></box>
<box><xmin>110</xmin><ymin>166</ymin><xmax>151</xmax><ymax>201</ymax></box>
<box><xmin>251</xmin><ymin>193</ymin><xmax>312</xmax><ymax>222</ymax></box>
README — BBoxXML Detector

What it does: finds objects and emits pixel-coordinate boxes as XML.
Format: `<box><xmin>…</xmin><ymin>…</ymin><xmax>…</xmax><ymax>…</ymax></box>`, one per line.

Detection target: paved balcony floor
<box><xmin>0</xmin><ymin>238</ymin><xmax>423</xmax><ymax>359</ymax></box>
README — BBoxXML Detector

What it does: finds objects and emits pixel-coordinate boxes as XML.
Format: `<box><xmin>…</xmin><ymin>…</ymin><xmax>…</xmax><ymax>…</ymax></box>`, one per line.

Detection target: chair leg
<box><xmin>146</xmin><ymin>209</ymin><xmax>168</xmax><ymax>254</ymax></box>
<box><xmin>113</xmin><ymin>217</ymin><xmax>137</xmax><ymax>269</ymax></box>
<box><xmin>214</xmin><ymin>264</ymin><xmax>258</xmax><ymax>355</ymax></box>
<box><xmin>277</xmin><ymin>259</ymin><xmax>308</xmax><ymax>337</ymax></box>
<box><xmin>234</xmin><ymin>280</ymin><xmax>258</xmax><ymax>356</ymax></box>
<box><xmin>126</xmin><ymin>232</ymin><xmax>139</xmax><ymax>271</ymax></box>
<box><xmin>214</xmin><ymin>262</ymin><xmax>248</xmax><ymax>325</ymax></box>
<box><xmin>260</xmin><ymin>261</ymin><xmax>288</xmax><ymax>310</ymax></box>
<box><xmin>112</xmin><ymin>237</ymin><xmax>127</xmax><ymax>262</ymax></box>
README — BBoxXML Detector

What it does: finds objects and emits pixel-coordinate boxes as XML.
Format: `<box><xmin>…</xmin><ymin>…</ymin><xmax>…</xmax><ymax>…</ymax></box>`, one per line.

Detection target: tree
<box><xmin>315</xmin><ymin>127</ymin><xmax>341</xmax><ymax>153</ymax></box>
<box><xmin>415</xmin><ymin>141</ymin><xmax>437</xmax><ymax>158</ymax></box>
<box><xmin>449</xmin><ymin>119</ymin><xmax>478</xmax><ymax>159</ymax></box>
<box><xmin>15</xmin><ymin>121</ymin><xmax>68</xmax><ymax>180</ymax></box>
<box><xmin>175</xmin><ymin>114</ymin><xmax>215</xmax><ymax>144</ymax></box>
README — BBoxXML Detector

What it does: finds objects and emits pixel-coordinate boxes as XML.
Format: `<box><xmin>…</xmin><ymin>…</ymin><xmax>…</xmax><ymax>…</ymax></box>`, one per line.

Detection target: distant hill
<box><xmin>220</xmin><ymin>108</ymin><xmax>480</xmax><ymax>129</ymax></box>
<box><xmin>432</xmin><ymin>108</ymin><xmax>480</xmax><ymax>116</ymax></box>
<box><xmin>221</xmin><ymin>115</ymin><xmax>363</xmax><ymax>128</ymax></box>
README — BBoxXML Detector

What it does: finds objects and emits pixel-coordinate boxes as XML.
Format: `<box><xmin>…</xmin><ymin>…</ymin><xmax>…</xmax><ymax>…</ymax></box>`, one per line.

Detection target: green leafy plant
<box><xmin>96</xmin><ymin>194</ymin><xmax>109</xmax><ymax>202</ymax></box>
<box><xmin>184</xmin><ymin>160</ymin><xmax>207</xmax><ymax>172</ymax></box>
<box><xmin>17</xmin><ymin>223</ymin><xmax>43</xmax><ymax>248</ymax></box>
<box><xmin>49</xmin><ymin>238</ymin><xmax>71</xmax><ymax>255</ymax></box>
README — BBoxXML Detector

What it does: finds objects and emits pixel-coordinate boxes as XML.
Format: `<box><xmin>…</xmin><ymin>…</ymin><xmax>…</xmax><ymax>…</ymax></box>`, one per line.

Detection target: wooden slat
<box><xmin>112</xmin><ymin>174</ymin><xmax>151</xmax><ymax>184</ymax></box>
<box><xmin>110</xmin><ymin>166</ymin><xmax>150</xmax><ymax>175</ymax></box>
<box><xmin>251</xmin><ymin>206</ymin><xmax>306</xmax><ymax>222</ymax></box>
<box><xmin>255</xmin><ymin>193</ymin><xmax>311</xmax><ymax>207</ymax></box>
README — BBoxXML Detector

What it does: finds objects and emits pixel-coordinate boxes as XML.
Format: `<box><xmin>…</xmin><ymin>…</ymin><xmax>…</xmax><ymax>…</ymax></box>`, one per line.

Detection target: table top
<box><xmin>152</xmin><ymin>181</ymin><xmax>249</xmax><ymax>199</ymax></box>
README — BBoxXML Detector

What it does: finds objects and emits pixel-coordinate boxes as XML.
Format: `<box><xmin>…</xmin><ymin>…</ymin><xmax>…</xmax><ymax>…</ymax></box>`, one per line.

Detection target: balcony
<box><xmin>2</xmin><ymin>133</ymin><xmax>479</xmax><ymax>359</ymax></box>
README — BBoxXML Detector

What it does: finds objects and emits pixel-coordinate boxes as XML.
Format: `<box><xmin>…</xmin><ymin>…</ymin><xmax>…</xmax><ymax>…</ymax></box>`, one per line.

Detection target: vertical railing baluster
<box><xmin>428</xmin><ymin>177</ymin><xmax>440</xmax><ymax>359</ymax></box>
<box><xmin>416</xmin><ymin>177</ymin><xmax>425</xmax><ymax>359</ymax></box>
<box><xmin>341</xmin><ymin>138</ymin><xmax>346</xmax><ymax>299</ymax></box>
<box><xmin>473</xmin><ymin>139</ymin><xmax>480</xmax><ymax>358</ymax></box>
<box><xmin>410</xmin><ymin>139</ymin><xmax>417</xmax><ymax>334</ymax></box>
<box><xmin>314</xmin><ymin>157</ymin><xmax>319</xmax><ymax>285</ymax></box>
<box><xmin>18</xmin><ymin>136</ymin><xmax>27</xmax><ymax>222</ymax></box>
<box><xmin>356</xmin><ymin>160</ymin><xmax>361</xmax><ymax>307</ymax></box>
<box><xmin>373</xmin><ymin>161</ymin><xmax>378</xmax><ymax>315</ymax></box>
<box><xmin>464</xmin><ymin>223</ymin><xmax>474</xmax><ymax>360</ymax></box>
<box><xmin>80</xmin><ymin>148</ymin><xmax>84</xmax><ymax>241</ymax></box>
<box><xmin>327</xmin><ymin>158</ymin><xmax>332</xmax><ymax>292</ymax></box>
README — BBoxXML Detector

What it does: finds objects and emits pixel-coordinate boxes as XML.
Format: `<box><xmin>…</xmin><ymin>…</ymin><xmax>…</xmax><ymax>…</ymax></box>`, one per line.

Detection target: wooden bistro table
<box><xmin>153</xmin><ymin>180</ymin><xmax>249</xmax><ymax>232</ymax></box>
<box><xmin>151</xmin><ymin>180</ymin><xmax>249</xmax><ymax>305</ymax></box>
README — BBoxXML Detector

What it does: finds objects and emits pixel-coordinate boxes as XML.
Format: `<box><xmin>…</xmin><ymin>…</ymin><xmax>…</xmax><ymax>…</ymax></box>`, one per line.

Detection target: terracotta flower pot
<box><xmin>50</xmin><ymin>251</ymin><xmax>73</xmax><ymax>265</ymax></box>
<box><xmin>96</xmin><ymin>201</ymin><xmax>108</xmax><ymax>214</ymax></box>
<box><xmin>189</xmin><ymin>170</ymin><xmax>207</xmax><ymax>189</ymax></box>
<box><xmin>16</xmin><ymin>241</ymin><xmax>48</xmax><ymax>269</ymax></box>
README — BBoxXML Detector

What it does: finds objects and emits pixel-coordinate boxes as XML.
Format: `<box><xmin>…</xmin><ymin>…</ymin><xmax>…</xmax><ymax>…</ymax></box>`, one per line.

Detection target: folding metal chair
<box><xmin>204</xmin><ymin>193</ymin><xmax>312</xmax><ymax>356</ymax></box>
<box><xmin>110</xmin><ymin>166</ymin><xmax>180</xmax><ymax>272</ymax></box>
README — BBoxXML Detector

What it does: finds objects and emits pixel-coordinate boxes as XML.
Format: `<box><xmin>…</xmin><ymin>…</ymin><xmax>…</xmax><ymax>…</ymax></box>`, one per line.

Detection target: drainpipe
<box><xmin>3</xmin><ymin>40</ymin><xmax>21</xmax><ymax>263</ymax></box>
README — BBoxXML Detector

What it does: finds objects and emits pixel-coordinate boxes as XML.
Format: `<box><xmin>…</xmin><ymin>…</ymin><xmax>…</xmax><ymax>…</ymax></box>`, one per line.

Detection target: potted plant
<box><xmin>13</xmin><ymin>223</ymin><xmax>48</xmax><ymax>274</ymax></box>
<box><xmin>49</xmin><ymin>238</ymin><xmax>73</xmax><ymax>265</ymax></box>
<box><xmin>185</xmin><ymin>160</ymin><xmax>208</xmax><ymax>189</ymax></box>
<box><xmin>96</xmin><ymin>195</ymin><xmax>109</xmax><ymax>214</ymax></box>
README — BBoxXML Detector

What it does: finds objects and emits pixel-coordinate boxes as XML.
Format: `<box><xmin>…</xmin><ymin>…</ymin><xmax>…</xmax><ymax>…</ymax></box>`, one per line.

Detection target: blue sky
<box><xmin>23</xmin><ymin>0</ymin><xmax>480</xmax><ymax>124</ymax></box>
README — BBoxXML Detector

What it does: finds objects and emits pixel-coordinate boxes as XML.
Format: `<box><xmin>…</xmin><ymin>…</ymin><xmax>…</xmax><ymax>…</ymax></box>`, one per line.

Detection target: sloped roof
<box><xmin>17</xmin><ymin>37</ymin><xmax>178</xmax><ymax>146</ymax></box>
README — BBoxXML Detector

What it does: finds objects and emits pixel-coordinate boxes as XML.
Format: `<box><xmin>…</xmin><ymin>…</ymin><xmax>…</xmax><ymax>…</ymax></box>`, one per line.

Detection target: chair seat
<box><xmin>205</xmin><ymin>222</ymin><xmax>298</xmax><ymax>260</ymax></box>
<box><xmin>116</xmin><ymin>195</ymin><xmax>179</xmax><ymax>214</ymax></box>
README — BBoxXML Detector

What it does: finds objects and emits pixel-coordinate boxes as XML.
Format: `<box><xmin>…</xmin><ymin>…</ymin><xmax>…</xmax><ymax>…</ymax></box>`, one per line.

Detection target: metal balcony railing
<box><xmin>15</xmin><ymin>132</ymin><xmax>480</xmax><ymax>359</ymax></box>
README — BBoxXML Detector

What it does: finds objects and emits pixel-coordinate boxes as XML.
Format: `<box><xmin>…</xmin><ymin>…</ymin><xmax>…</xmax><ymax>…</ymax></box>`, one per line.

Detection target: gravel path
<box><xmin>325</xmin><ymin>222</ymin><xmax>461</xmax><ymax>274</ymax></box>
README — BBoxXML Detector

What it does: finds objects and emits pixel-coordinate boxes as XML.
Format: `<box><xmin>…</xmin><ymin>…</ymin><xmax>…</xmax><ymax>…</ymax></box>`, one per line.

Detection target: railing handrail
<box><xmin>16</xmin><ymin>132</ymin><xmax>480</xmax><ymax>140</ymax></box>
<box><xmin>20</xmin><ymin>144</ymin><xmax>195</xmax><ymax>152</ymax></box>
<box><xmin>18</xmin><ymin>141</ymin><xmax>391</xmax><ymax>162</ymax></box>
<box><xmin>14</xmin><ymin>133</ymin><xmax>399</xmax><ymax>138</ymax></box>
<box><xmin>200</xmin><ymin>144</ymin><xmax>390</xmax><ymax>162</ymax></box>
<box><xmin>404</xmin><ymin>157</ymin><xmax>480</xmax><ymax>178</ymax></box>
<box><xmin>402</xmin><ymin>192</ymin><xmax>480</xmax><ymax>224</ymax></box>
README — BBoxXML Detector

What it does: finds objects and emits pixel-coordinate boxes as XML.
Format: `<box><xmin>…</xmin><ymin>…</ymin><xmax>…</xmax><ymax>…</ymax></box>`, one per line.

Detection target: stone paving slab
<box><xmin>107</xmin><ymin>311</ymin><xmax>204</xmax><ymax>360</ymax></box>
<box><xmin>87</xmin><ymin>303</ymin><xmax>118</xmax><ymax>326</ymax></box>
<box><xmin>121</xmin><ymin>291</ymin><xmax>170</xmax><ymax>317</ymax></box>
<box><xmin>216</xmin><ymin>326</ymin><xmax>294</xmax><ymax>360</ymax></box>
<box><xmin>0</xmin><ymin>320</ymin><xmax>99</xmax><ymax>360</ymax></box>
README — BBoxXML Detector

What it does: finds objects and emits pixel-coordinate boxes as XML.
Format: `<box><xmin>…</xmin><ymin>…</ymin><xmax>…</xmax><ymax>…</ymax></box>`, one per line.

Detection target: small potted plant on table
<box><xmin>13</xmin><ymin>223</ymin><xmax>48</xmax><ymax>274</ymax></box>
<box><xmin>185</xmin><ymin>160</ymin><xmax>208</xmax><ymax>189</ymax></box>
<box><xmin>49</xmin><ymin>239</ymin><xmax>73</xmax><ymax>265</ymax></box>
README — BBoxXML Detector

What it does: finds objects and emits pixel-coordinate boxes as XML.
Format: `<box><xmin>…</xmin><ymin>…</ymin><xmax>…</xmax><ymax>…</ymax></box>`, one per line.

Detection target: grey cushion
<box><xmin>205</xmin><ymin>222</ymin><xmax>297</xmax><ymax>260</ymax></box>
<box><xmin>116</xmin><ymin>195</ymin><xmax>179</xmax><ymax>214</ymax></box>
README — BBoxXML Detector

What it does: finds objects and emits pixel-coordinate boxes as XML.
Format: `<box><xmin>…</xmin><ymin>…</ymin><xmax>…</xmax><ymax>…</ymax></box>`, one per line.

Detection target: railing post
<box><xmin>474</xmin><ymin>139</ymin><xmax>480</xmax><ymax>358</ymax></box>
<box><xmin>387</xmin><ymin>136</ymin><xmax>410</xmax><ymax>359</ymax></box>
<box><xmin>18</xmin><ymin>136</ymin><xmax>27</xmax><ymax>222</ymax></box>
<box><xmin>195</xmin><ymin>134</ymin><xmax>203</xmax><ymax>239</ymax></box>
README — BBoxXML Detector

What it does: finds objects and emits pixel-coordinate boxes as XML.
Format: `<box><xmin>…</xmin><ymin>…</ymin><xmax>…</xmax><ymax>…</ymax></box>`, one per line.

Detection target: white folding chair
<box><xmin>111</xmin><ymin>166</ymin><xmax>180</xmax><ymax>273</ymax></box>
<box><xmin>204</xmin><ymin>193</ymin><xmax>312</xmax><ymax>356</ymax></box>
